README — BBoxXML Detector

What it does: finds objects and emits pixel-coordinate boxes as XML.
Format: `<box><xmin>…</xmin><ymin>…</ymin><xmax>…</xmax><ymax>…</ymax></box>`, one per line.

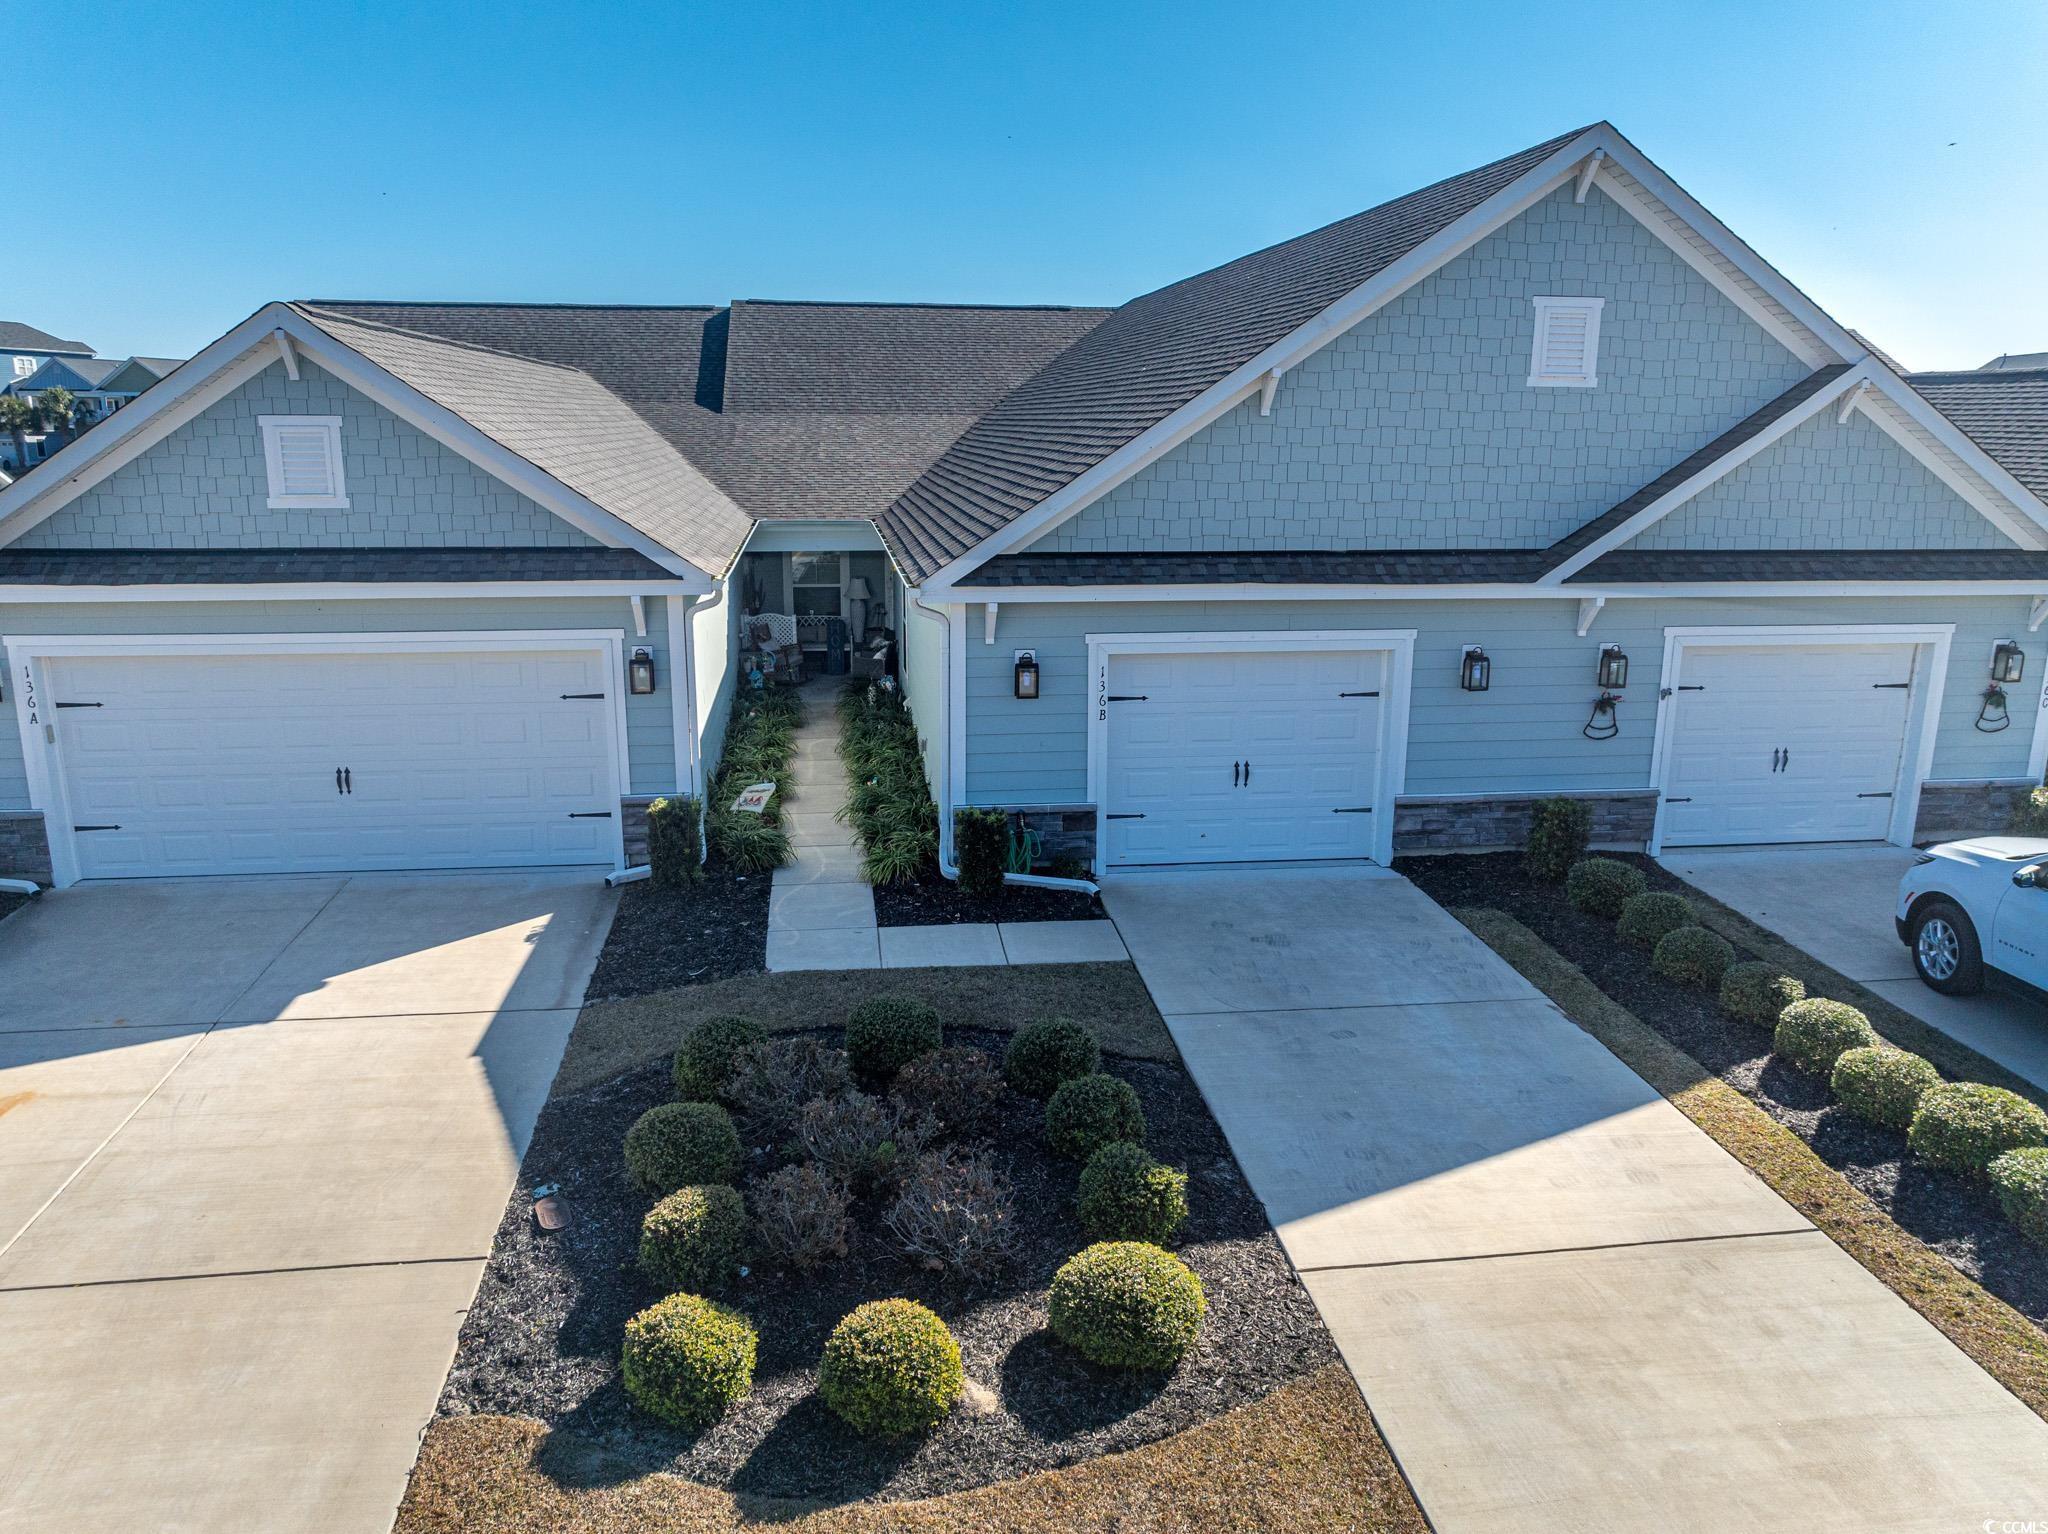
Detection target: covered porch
<box><xmin>737</xmin><ymin>518</ymin><xmax>898</xmax><ymax>683</ymax></box>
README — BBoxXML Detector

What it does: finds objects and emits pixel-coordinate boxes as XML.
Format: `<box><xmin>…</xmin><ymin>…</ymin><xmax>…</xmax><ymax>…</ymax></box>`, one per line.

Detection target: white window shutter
<box><xmin>1528</xmin><ymin>298</ymin><xmax>1604</xmax><ymax>387</ymax></box>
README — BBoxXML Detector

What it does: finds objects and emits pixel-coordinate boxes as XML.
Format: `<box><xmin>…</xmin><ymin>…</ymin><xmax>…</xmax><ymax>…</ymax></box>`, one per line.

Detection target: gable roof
<box><xmin>0</xmin><ymin>321</ymin><xmax>92</xmax><ymax>355</ymax></box>
<box><xmin>1911</xmin><ymin>368</ymin><xmax>2048</xmax><ymax>503</ymax></box>
<box><xmin>6</xmin><ymin>355</ymin><xmax>125</xmax><ymax>393</ymax></box>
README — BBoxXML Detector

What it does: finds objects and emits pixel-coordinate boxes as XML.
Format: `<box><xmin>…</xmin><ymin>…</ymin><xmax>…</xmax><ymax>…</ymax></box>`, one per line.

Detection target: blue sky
<box><xmin>30</xmin><ymin>2</ymin><xmax>2048</xmax><ymax>371</ymax></box>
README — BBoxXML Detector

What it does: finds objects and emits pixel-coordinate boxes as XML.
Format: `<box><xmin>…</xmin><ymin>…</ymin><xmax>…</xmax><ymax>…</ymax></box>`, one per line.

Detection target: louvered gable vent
<box><xmin>258</xmin><ymin>415</ymin><xmax>348</xmax><ymax>507</ymax></box>
<box><xmin>1528</xmin><ymin>297</ymin><xmax>1604</xmax><ymax>388</ymax></box>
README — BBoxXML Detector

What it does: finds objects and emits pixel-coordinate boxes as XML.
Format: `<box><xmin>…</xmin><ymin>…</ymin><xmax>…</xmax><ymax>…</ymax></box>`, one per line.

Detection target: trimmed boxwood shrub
<box><xmin>1989</xmin><ymin>1147</ymin><xmax>2048</xmax><ymax>1245</ymax></box>
<box><xmin>624</xmin><ymin>1101</ymin><xmax>743</xmax><ymax>1195</ymax></box>
<box><xmin>1908</xmin><ymin>1083</ymin><xmax>2048</xmax><ymax>1178</ymax></box>
<box><xmin>1651</xmin><ymin>925</ymin><xmax>1735</xmax><ymax>989</ymax></box>
<box><xmin>817</xmin><ymin>1298</ymin><xmax>963</xmax><ymax>1437</ymax></box>
<box><xmin>1564</xmin><ymin>857</ymin><xmax>1645</xmax><ymax>918</ymax></box>
<box><xmin>1046</xmin><ymin>1073</ymin><xmax>1145</xmax><ymax>1160</ymax></box>
<box><xmin>646</xmin><ymin>795</ymin><xmax>703</xmax><ymax>888</ymax></box>
<box><xmin>621</xmin><ymin>1292</ymin><xmax>757</xmax><ymax>1428</ymax></box>
<box><xmin>1524</xmin><ymin>797</ymin><xmax>1592</xmax><ymax>883</ymax></box>
<box><xmin>639</xmin><ymin>1184</ymin><xmax>747</xmax><ymax>1291</ymax></box>
<box><xmin>1773</xmin><ymin>999</ymin><xmax>1878</xmax><ymax>1076</ymax></box>
<box><xmin>1003</xmin><ymin>1017</ymin><xmax>1101</xmax><ymax>1100</ymax></box>
<box><xmin>1049</xmin><ymin>1241</ymin><xmax>1206</xmax><ymax>1370</ymax></box>
<box><xmin>845</xmin><ymin>995</ymin><xmax>943</xmax><ymax>1082</ymax></box>
<box><xmin>953</xmin><ymin>807</ymin><xmax>1008</xmax><ymax>901</ymax></box>
<box><xmin>1830</xmin><ymin>1046</ymin><xmax>1942</xmax><ymax>1132</ymax></box>
<box><xmin>1077</xmin><ymin>1141</ymin><xmax>1189</xmax><ymax>1245</ymax></box>
<box><xmin>1719</xmin><ymin>962</ymin><xmax>1806</xmax><ymax>1029</ymax></box>
<box><xmin>1616</xmin><ymin>891</ymin><xmax>1695</xmax><ymax>948</ymax></box>
<box><xmin>672</xmin><ymin>1014</ymin><xmax>768</xmax><ymax>1103</ymax></box>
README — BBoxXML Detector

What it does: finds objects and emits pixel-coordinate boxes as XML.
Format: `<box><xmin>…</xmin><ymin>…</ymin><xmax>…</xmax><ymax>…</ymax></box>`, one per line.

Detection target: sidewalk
<box><xmin>766</xmin><ymin>679</ymin><xmax>881</xmax><ymax>972</ymax></box>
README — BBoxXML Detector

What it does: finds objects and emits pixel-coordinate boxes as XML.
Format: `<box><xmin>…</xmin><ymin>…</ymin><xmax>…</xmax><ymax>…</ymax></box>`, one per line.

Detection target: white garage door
<box><xmin>1661</xmin><ymin>643</ymin><xmax>1916</xmax><ymax>847</ymax></box>
<box><xmin>1102</xmin><ymin>648</ymin><xmax>1386</xmax><ymax>866</ymax></box>
<box><xmin>46</xmin><ymin>647</ymin><xmax>621</xmax><ymax>879</ymax></box>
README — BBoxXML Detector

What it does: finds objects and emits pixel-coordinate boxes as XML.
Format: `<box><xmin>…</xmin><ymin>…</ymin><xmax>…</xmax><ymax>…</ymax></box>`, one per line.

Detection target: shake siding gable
<box><xmin>10</xmin><ymin>359</ymin><xmax>599</xmax><ymax>551</ymax></box>
<box><xmin>1023</xmin><ymin>184</ymin><xmax>1808</xmax><ymax>556</ymax></box>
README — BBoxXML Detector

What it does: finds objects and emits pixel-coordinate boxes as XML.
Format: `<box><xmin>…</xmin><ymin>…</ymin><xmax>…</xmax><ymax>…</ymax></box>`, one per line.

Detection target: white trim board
<box><xmin>1080</xmin><ymin>628</ymin><xmax>1416</xmax><ymax>868</ymax></box>
<box><xmin>4</xmin><ymin>628</ymin><xmax>635</xmax><ymax>888</ymax></box>
<box><xmin>1643</xmin><ymin>623</ymin><xmax>1954</xmax><ymax>856</ymax></box>
<box><xmin>0</xmin><ymin>579</ymin><xmax>700</xmax><ymax>603</ymax></box>
<box><xmin>926</xmin><ymin>580</ymin><xmax>2048</xmax><ymax>604</ymax></box>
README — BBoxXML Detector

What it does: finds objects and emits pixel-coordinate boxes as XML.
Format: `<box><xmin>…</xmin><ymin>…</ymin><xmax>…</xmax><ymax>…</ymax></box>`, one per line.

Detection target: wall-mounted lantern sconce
<box><xmin>1596</xmin><ymin>644</ymin><xmax>1629</xmax><ymax>690</ymax></box>
<box><xmin>1992</xmin><ymin>639</ymin><xmax>2025</xmax><ymax>685</ymax></box>
<box><xmin>628</xmin><ymin>647</ymin><xmax>657</xmax><ymax>695</ymax></box>
<box><xmin>1460</xmin><ymin>646</ymin><xmax>1491</xmax><ymax>692</ymax></box>
<box><xmin>1013</xmin><ymin>649</ymin><xmax>1040</xmax><ymax>700</ymax></box>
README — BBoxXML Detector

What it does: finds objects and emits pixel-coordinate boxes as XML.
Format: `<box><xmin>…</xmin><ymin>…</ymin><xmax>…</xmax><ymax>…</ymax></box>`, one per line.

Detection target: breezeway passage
<box><xmin>1102</xmin><ymin>865</ymin><xmax>2048</xmax><ymax>1533</ymax></box>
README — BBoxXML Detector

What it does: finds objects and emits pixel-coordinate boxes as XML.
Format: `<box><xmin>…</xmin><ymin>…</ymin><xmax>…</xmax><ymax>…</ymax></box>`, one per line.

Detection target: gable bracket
<box><xmin>1574</xmin><ymin>150</ymin><xmax>1606</xmax><ymax>204</ymax></box>
<box><xmin>272</xmin><ymin>328</ymin><xmax>301</xmax><ymax>382</ymax></box>
<box><xmin>1258</xmin><ymin>368</ymin><xmax>1285</xmax><ymax>417</ymax></box>
<box><xmin>983</xmin><ymin>601</ymin><xmax>999</xmax><ymax>644</ymax></box>
<box><xmin>2030</xmin><ymin>597</ymin><xmax>2048</xmax><ymax>634</ymax></box>
<box><xmin>1576</xmin><ymin>596</ymin><xmax>1606</xmax><ymax>637</ymax></box>
<box><xmin>1836</xmin><ymin>378</ymin><xmax>1871</xmax><ymax>426</ymax></box>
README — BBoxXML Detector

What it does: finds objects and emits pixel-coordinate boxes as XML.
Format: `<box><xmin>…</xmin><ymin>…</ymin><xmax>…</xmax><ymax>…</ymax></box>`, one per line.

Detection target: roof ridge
<box><xmin>305</xmin><ymin>298</ymin><xmax>723</xmax><ymax>314</ymax></box>
<box><xmin>733</xmin><ymin>298</ymin><xmax>1109</xmax><ymax>313</ymax></box>
<box><xmin>291</xmin><ymin>303</ymin><xmax>598</xmax><ymax>380</ymax></box>
<box><xmin>1914</xmin><ymin>368</ymin><xmax>2048</xmax><ymax>381</ymax></box>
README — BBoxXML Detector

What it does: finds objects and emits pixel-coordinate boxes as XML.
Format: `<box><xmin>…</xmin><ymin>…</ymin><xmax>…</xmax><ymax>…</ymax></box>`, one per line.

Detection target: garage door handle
<box><xmin>569</xmin><ymin>811</ymin><xmax>614</xmax><ymax>819</ymax></box>
<box><xmin>343</xmin><ymin>768</ymin><xmax>351</xmax><ymax>795</ymax></box>
<box><xmin>336</xmin><ymin>767</ymin><xmax>345</xmax><ymax>795</ymax></box>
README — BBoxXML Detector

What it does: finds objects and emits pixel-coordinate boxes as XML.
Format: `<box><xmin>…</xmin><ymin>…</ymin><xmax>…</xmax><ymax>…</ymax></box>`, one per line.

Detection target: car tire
<box><xmin>1910</xmin><ymin>899</ymin><xmax>1984</xmax><ymax>995</ymax></box>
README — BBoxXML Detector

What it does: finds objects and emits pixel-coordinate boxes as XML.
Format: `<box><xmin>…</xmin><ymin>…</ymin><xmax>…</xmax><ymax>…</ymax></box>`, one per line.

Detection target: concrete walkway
<box><xmin>0</xmin><ymin>868</ymin><xmax>615</xmax><ymax>1534</ymax></box>
<box><xmin>1103</xmin><ymin>864</ymin><xmax>2048</xmax><ymax>1533</ymax></box>
<box><xmin>1662</xmin><ymin>843</ymin><xmax>2048</xmax><ymax>1093</ymax></box>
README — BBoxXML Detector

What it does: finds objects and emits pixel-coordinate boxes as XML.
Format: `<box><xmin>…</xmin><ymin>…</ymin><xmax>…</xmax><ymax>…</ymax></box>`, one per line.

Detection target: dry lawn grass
<box><xmin>560</xmin><ymin>962</ymin><xmax>1176</xmax><ymax>1094</ymax></box>
<box><xmin>1453</xmin><ymin>904</ymin><xmax>2048</xmax><ymax>1421</ymax></box>
<box><xmin>396</xmin><ymin>1364</ymin><xmax>1426</xmax><ymax>1534</ymax></box>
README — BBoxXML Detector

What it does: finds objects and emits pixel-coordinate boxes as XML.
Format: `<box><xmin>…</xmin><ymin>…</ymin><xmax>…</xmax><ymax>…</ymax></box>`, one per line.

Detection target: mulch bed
<box><xmin>1399</xmin><ymin>851</ymin><xmax>2048</xmax><ymax>1329</ymax></box>
<box><xmin>439</xmin><ymin>1027</ymin><xmax>1334</xmax><ymax>1505</ymax></box>
<box><xmin>873</xmin><ymin>878</ymin><xmax>1104</xmax><ymax>927</ymax></box>
<box><xmin>585</xmin><ymin>871</ymin><xmax>772</xmax><ymax>1001</ymax></box>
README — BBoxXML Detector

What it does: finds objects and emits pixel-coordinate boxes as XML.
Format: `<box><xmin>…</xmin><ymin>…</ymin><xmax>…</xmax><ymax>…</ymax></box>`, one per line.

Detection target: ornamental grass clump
<box><xmin>839</xmin><ymin>684</ymin><xmax>941</xmax><ymax>885</ymax></box>
<box><xmin>638</xmin><ymin>1185</ymin><xmax>747</xmax><ymax>1292</ymax></box>
<box><xmin>749</xmin><ymin>1162</ymin><xmax>852</xmax><ymax>1269</ymax></box>
<box><xmin>707</xmin><ymin>692</ymin><xmax>798</xmax><ymax>873</ymax></box>
<box><xmin>1829</xmin><ymin>1046</ymin><xmax>1943</xmax><ymax>1132</ymax></box>
<box><xmin>1077</xmin><ymin>1141</ymin><xmax>1189</xmax><ymax>1245</ymax></box>
<box><xmin>1564</xmin><ymin>856</ymin><xmax>1645</xmax><ymax>918</ymax></box>
<box><xmin>624</xmin><ymin>1101</ymin><xmax>743</xmax><ymax>1195</ymax></box>
<box><xmin>1989</xmin><ymin>1147</ymin><xmax>2048</xmax><ymax>1245</ymax></box>
<box><xmin>1651</xmin><ymin>925</ymin><xmax>1735</xmax><ymax>989</ymax></box>
<box><xmin>817</xmin><ymin>1299</ymin><xmax>964</xmax><ymax>1437</ymax></box>
<box><xmin>1003</xmin><ymin>1017</ymin><xmax>1102</xmax><ymax>1100</ymax></box>
<box><xmin>1719</xmin><ymin>962</ymin><xmax>1806</xmax><ymax>1029</ymax></box>
<box><xmin>672</xmin><ymin>1013</ymin><xmax>768</xmax><ymax>1103</ymax></box>
<box><xmin>1045</xmin><ymin>1073</ymin><xmax>1146</xmax><ymax>1161</ymax></box>
<box><xmin>1616</xmin><ymin>891</ymin><xmax>1695</xmax><ymax>948</ymax></box>
<box><xmin>621</xmin><ymin>1292</ymin><xmax>757</xmax><ymax>1429</ymax></box>
<box><xmin>1048</xmin><ymin>1241</ymin><xmax>1206</xmax><ymax>1371</ymax></box>
<box><xmin>845</xmin><ymin>995</ymin><xmax>943</xmax><ymax>1083</ymax></box>
<box><xmin>1524</xmin><ymin>797</ymin><xmax>1592</xmax><ymax>883</ymax></box>
<box><xmin>1908</xmin><ymin>1083</ymin><xmax>2048</xmax><ymax>1178</ymax></box>
<box><xmin>1773</xmin><ymin>999</ymin><xmax>1878</xmax><ymax>1076</ymax></box>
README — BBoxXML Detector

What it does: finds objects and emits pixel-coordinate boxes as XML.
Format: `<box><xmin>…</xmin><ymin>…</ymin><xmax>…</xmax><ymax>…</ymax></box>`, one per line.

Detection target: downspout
<box><xmin>912</xmin><ymin>592</ymin><xmax>1098</xmax><ymax>896</ymax></box>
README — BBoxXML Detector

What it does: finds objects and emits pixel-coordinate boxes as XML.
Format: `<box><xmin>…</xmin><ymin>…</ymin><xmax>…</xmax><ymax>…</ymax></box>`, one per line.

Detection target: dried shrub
<box><xmin>798</xmin><ymin>1091</ymin><xmax>935</xmax><ymax>1190</ymax></box>
<box><xmin>727</xmin><ymin>1037</ymin><xmax>853</xmax><ymax>1136</ymax></box>
<box><xmin>883</xmin><ymin>1147</ymin><xmax>1018</xmax><ymax>1277</ymax></box>
<box><xmin>749</xmin><ymin>1162</ymin><xmax>853</xmax><ymax>1269</ymax></box>
<box><xmin>892</xmin><ymin>1046</ymin><xmax>1004</xmax><ymax>1138</ymax></box>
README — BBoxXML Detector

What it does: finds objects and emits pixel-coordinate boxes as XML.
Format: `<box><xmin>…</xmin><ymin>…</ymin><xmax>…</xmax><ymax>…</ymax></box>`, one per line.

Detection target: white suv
<box><xmin>1897</xmin><ymin>836</ymin><xmax>2048</xmax><ymax>995</ymax></box>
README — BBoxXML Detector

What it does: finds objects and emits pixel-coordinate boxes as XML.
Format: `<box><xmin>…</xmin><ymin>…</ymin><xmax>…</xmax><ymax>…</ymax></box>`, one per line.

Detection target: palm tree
<box><xmin>0</xmin><ymin>395</ymin><xmax>34</xmax><ymax>471</ymax></box>
<box><xmin>33</xmin><ymin>386</ymin><xmax>76</xmax><ymax>445</ymax></box>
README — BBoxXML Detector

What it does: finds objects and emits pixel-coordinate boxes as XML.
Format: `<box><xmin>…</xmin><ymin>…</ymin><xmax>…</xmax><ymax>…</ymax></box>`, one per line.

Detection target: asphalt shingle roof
<box><xmin>0</xmin><ymin>321</ymin><xmax>92</xmax><ymax>354</ymax></box>
<box><xmin>0</xmin><ymin>546</ymin><xmax>675</xmax><ymax>585</ymax></box>
<box><xmin>956</xmin><ymin>549</ymin><xmax>1554</xmax><ymax>586</ymax></box>
<box><xmin>1570</xmin><ymin>548</ymin><xmax>2048</xmax><ymax>583</ymax></box>
<box><xmin>1910</xmin><ymin>368</ymin><xmax>2048</xmax><ymax>503</ymax></box>
<box><xmin>876</xmin><ymin>126</ymin><xmax>1596</xmax><ymax>580</ymax></box>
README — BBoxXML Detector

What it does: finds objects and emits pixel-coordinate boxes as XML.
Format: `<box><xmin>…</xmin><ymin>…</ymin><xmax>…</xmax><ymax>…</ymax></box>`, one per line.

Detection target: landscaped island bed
<box><xmin>431</xmin><ymin>979</ymin><xmax>1341</xmax><ymax>1510</ymax></box>
<box><xmin>1400</xmin><ymin>851</ymin><xmax>2048</xmax><ymax>1331</ymax></box>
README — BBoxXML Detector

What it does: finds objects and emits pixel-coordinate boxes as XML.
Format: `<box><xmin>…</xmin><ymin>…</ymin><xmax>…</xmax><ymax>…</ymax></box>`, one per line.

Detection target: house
<box><xmin>2</xmin><ymin>354</ymin><xmax>187</xmax><ymax>471</ymax></box>
<box><xmin>2</xmin><ymin>121</ymin><xmax>2046</xmax><ymax>890</ymax></box>
<box><xmin>0</xmin><ymin>321</ymin><xmax>94</xmax><ymax>386</ymax></box>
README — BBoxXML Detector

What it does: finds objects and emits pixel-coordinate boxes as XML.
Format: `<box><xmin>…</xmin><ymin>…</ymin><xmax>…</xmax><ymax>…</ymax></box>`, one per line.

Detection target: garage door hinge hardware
<box><xmin>1873</xmin><ymin>682</ymin><xmax>1911</xmax><ymax>689</ymax></box>
<box><xmin>1339</xmin><ymin>690</ymin><xmax>1380</xmax><ymax>698</ymax></box>
<box><xmin>1858</xmin><ymin>791</ymin><xmax>1894</xmax><ymax>799</ymax></box>
<box><xmin>73</xmin><ymin>824</ymin><xmax>121</xmax><ymax>832</ymax></box>
<box><xmin>1105</xmin><ymin>694</ymin><xmax>1148</xmax><ymax>703</ymax></box>
<box><xmin>1105</xmin><ymin>813</ymin><xmax>1145</xmax><ymax>820</ymax></box>
<box><xmin>1663</xmin><ymin>797</ymin><xmax>1693</xmax><ymax>804</ymax></box>
<box><xmin>560</xmin><ymin>692</ymin><xmax>605</xmax><ymax>700</ymax></box>
<box><xmin>53</xmin><ymin>700</ymin><xmax>103</xmax><ymax>708</ymax></box>
<box><xmin>1332</xmin><ymin>807</ymin><xmax>1374</xmax><ymax>814</ymax></box>
<box><xmin>569</xmin><ymin>811</ymin><xmax>614</xmax><ymax>819</ymax></box>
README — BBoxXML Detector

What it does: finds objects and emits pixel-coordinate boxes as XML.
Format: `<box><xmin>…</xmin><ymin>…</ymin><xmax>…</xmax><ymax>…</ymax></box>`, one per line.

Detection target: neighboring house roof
<box><xmin>6</xmin><ymin>355</ymin><xmax>125</xmax><ymax>393</ymax></box>
<box><xmin>290</xmin><ymin>304</ymin><xmax>757</xmax><ymax>578</ymax></box>
<box><xmin>877</xmin><ymin>126</ymin><xmax>1594</xmax><ymax>580</ymax></box>
<box><xmin>1980</xmin><ymin>352</ymin><xmax>2048</xmax><ymax>372</ymax></box>
<box><xmin>0</xmin><ymin>546</ymin><xmax>675</xmax><ymax>586</ymax></box>
<box><xmin>93</xmin><ymin>356</ymin><xmax>188</xmax><ymax>395</ymax></box>
<box><xmin>1909</xmin><ymin>368</ymin><xmax>2048</xmax><ymax>503</ymax></box>
<box><xmin>0</xmin><ymin>321</ymin><xmax>92</xmax><ymax>355</ymax></box>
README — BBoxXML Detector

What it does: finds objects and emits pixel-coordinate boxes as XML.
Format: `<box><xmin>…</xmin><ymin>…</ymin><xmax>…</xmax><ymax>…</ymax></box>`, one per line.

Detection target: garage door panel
<box><xmin>45</xmin><ymin>647</ymin><xmax>619</xmax><ymax>879</ymax></box>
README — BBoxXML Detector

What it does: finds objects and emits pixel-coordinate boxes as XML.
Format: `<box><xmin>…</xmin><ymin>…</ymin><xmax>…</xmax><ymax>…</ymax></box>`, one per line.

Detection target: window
<box><xmin>1528</xmin><ymin>297</ymin><xmax>1604</xmax><ymax>387</ymax></box>
<box><xmin>258</xmin><ymin>415</ymin><xmax>348</xmax><ymax>508</ymax></box>
<box><xmin>790</xmin><ymin>551</ymin><xmax>843</xmax><ymax>617</ymax></box>
<box><xmin>11</xmin><ymin>356</ymin><xmax>36</xmax><ymax>378</ymax></box>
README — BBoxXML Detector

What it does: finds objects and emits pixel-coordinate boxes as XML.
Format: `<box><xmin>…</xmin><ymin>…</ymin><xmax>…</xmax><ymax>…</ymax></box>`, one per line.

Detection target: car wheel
<box><xmin>1911</xmin><ymin>899</ymin><xmax>1983</xmax><ymax>995</ymax></box>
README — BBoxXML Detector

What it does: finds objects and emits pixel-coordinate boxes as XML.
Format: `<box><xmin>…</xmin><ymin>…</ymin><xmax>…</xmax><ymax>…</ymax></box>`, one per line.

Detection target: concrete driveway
<box><xmin>0</xmin><ymin>869</ymin><xmax>615</xmax><ymax>1534</ymax></box>
<box><xmin>1105</xmin><ymin>865</ymin><xmax>2048</xmax><ymax>1533</ymax></box>
<box><xmin>1661</xmin><ymin>844</ymin><xmax>2048</xmax><ymax>1093</ymax></box>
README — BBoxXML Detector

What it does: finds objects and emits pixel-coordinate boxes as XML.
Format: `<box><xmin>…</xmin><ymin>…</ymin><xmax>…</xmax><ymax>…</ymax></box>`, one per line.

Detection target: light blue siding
<box><xmin>898</xmin><ymin>578</ymin><xmax>949</xmax><ymax>802</ymax></box>
<box><xmin>1027</xmin><ymin>184</ymin><xmax>1809</xmax><ymax>555</ymax></box>
<box><xmin>12</xmin><ymin>359</ymin><xmax>596</xmax><ymax>550</ymax></box>
<box><xmin>691</xmin><ymin>587</ymin><xmax>740</xmax><ymax>790</ymax></box>
<box><xmin>965</xmin><ymin>597</ymin><xmax>2036</xmax><ymax>806</ymax></box>
<box><xmin>0</xmin><ymin>596</ymin><xmax>681</xmax><ymax>809</ymax></box>
<box><xmin>1627</xmin><ymin>409</ymin><xmax>2015</xmax><ymax>549</ymax></box>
